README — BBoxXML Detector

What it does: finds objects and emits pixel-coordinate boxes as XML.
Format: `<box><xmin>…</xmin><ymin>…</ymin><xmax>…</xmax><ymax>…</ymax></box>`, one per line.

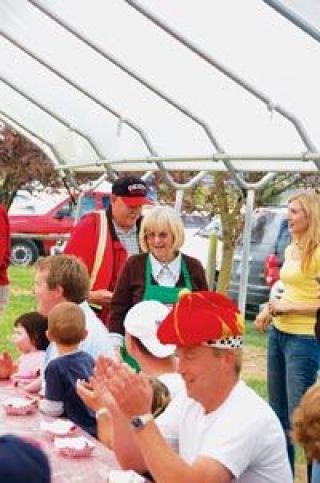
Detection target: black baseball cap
<box><xmin>112</xmin><ymin>176</ymin><xmax>153</xmax><ymax>207</ymax></box>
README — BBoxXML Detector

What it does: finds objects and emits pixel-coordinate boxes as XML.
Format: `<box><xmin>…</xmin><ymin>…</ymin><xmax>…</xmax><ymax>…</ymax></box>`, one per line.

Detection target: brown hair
<box><xmin>35</xmin><ymin>255</ymin><xmax>89</xmax><ymax>304</ymax></box>
<box><xmin>47</xmin><ymin>301</ymin><xmax>86</xmax><ymax>346</ymax></box>
<box><xmin>14</xmin><ymin>312</ymin><xmax>49</xmax><ymax>350</ymax></box>
<box><xmin>149</xmin><ymin>377</ymin><xmax>171</xmax><ymax>417</ymax></box>
<box><xmin>292</xmin><ymin>384</ymin><xmax>320</xmax><ymax>461</ymax></box>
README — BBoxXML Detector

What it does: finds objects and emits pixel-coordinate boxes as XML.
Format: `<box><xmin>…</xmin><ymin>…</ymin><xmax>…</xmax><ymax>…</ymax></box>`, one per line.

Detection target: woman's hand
<box><xmin>254</xmin><ymin>305</ymin><xmax>271</xmax><ymax>333</ymax></box>
<box><xmin>269</xmin><ymin>298</ymin><xmax>292</xmax><ymax>315</ymax></box>
<box><xmin>254</xmin><ymin>312</ymin><xmax>271</xmax><ymax>333</ymax></box>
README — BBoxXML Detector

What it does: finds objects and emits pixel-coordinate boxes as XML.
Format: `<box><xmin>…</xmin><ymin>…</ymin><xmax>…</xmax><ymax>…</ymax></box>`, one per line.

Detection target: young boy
<box><xmin>39</xmin><ymin>301</ymin><xmax>96</xmax><ymax>436</ymax></box>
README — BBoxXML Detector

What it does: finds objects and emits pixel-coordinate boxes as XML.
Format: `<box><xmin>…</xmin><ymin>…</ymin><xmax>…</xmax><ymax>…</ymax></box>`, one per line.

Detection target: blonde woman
<box><xmin>109</xmin><ymin>205</ymin><xmax>208</xmax><ymax>335</ymax></box>
<box><xmin>255</xmin><ymin>190</ymin><xmax>320</xmax><ymax>479</ymax></box>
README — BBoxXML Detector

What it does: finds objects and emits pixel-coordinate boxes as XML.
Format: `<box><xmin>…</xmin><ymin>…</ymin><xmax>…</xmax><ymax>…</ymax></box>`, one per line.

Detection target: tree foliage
<box><xmin>156</xmin><ymin>170</ymin><xmax>319</xmax><ymax>294</ymax></box>
<box><xmin>0</xmin><ymin>125</ymin><xmax>61</xmax><ymax>208</ymax></box>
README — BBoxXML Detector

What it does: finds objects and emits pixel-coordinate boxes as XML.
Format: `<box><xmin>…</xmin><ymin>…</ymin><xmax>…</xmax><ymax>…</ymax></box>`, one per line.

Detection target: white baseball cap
<box><xmin>124</xmin><ymin>301</ymin><xmax>176</xmax><ymax>358</ymax></box>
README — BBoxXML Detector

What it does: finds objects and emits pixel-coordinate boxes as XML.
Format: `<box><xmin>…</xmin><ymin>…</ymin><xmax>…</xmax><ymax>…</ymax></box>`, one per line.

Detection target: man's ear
<box><xmin>55</xmin><ymin>284</ymin><xmax>65</xmax><ymax>300</ymax></box>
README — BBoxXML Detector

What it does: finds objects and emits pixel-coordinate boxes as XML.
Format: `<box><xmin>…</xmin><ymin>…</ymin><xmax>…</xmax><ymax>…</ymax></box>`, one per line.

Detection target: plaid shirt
<box><xmin>113</xmin><ymin>221</ymin><xmax>139</xmax><ymax>257</ymax></box>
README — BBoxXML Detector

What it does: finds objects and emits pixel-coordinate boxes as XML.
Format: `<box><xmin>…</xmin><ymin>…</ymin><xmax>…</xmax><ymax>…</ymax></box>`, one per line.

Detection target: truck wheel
<box><xmin>10</xmin><ymin>239</ymin><xmax>39</xmax><ymax>266</ymax></box>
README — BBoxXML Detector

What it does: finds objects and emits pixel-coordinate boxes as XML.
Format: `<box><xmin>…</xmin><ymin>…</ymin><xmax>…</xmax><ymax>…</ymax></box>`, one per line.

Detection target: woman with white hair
<box><xmin>109</xmin><ymin>205</ymin><xmax>208</xmax><ymax>335</ymax></box>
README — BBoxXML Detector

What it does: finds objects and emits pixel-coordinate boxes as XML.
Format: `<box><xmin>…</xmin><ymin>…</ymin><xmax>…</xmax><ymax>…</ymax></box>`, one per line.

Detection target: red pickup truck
<box><xmin>9</xmin><ymin>190</ymin><xmax>110</xmax><ymax>265</ymax></box>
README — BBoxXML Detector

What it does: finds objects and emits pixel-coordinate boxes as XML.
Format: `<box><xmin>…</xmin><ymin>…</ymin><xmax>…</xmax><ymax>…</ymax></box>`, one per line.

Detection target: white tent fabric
<box><xmin>0</xmin><ymin>0</ymin><xmax>320</xmax><ymax>180</ymax></box>
<box><xmin>1</xmin><ymin>0</ymin><xmax>319</xmax><ymax>312</ymax></box>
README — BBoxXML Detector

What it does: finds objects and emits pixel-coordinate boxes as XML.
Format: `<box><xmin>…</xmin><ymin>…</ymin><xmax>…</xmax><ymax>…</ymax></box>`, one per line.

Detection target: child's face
<box><xmin>12</xmin><ymin>325</ymin><xmax>35</xmax><ymax>353</ymax></box>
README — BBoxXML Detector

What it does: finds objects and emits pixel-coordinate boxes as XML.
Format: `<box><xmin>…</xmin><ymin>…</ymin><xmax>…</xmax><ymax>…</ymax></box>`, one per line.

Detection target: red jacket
<box><xmin>0</xmin><ymin>205</ymin><xmax>10</xmax><ymax>286</ymax></box>
<box><xmin>64</xmin><ymin>209</ymin><xmax>139</xmax><ymax>325</ymax></box>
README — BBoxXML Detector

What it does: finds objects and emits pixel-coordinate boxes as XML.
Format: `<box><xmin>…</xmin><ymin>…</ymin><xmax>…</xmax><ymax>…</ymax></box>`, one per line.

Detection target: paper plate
<box><xmin>40</xmin><ymin>419</ymin><xmax>77</xmax><ymax>439</ymax></box>
<box><xmin>54</xmin><ymin>436</ymin><xmax>95</xmax><ymax>458</ymax></box>
<box><xmin>3</xmin><ymin>397</ymin><xmax>37</xmax><ymax>416</ymax></box>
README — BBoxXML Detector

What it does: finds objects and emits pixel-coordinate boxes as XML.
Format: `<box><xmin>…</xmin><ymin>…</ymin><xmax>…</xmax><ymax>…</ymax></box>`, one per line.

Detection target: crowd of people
<box><xmin>1</xmin><ymin>177</ymin><xmax>320</xmax><ymax>482</ymax></box>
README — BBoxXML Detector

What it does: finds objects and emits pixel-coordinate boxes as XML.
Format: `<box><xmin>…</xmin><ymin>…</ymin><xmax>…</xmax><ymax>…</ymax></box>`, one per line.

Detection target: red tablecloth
<box><xmin>0</xmin><ymin>381</ymin><xmax>121</xmax><ymax>482</ymax></box>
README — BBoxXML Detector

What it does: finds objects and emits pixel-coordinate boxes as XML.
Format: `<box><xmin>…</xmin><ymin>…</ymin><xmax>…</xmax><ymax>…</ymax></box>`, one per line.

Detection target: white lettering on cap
<box><xmin>127</xmin><ymin>183</ymin><xmax>146</xmax><ymax>192</ymax></box>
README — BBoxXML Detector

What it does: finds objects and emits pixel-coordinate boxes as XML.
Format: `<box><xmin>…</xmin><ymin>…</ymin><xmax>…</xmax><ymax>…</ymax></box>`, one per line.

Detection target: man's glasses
<box><xmin>145</xmin><ymin>231</ymin><xmax>169</xmax><ymax>240</ymax></box>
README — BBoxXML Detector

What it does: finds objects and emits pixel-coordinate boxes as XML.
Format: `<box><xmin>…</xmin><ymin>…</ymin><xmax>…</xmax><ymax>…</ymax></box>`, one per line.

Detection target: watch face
<box><xmin>131</xmin><ymin>416</ymin><xmax>144</xmax><ymax>430</ymax></box>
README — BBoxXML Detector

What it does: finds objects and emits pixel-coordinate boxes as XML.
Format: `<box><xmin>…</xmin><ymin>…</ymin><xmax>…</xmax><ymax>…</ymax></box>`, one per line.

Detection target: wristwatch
<box><xmin>130</xmin><ymin>413</ymin><xmax>153</xmax><ymax>431</ymax></box>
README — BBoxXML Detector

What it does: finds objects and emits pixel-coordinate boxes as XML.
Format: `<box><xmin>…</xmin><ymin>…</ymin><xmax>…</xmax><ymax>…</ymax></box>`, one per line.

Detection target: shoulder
<box><xmin>125</xmin><ymin>253</ymin><xmax>148</xmax><ymax>268</ymax></box>
<box><xmin>181</xmin><ymin>253</ymin><xmax>204</xmax><ymax>269</ymax></box>
<box><xmin>78</xmin><ymin>350</ymin><xmax>95</xmax><ymax>364</ymax></box>
<box><xmin>46</xmin><ymin>356</ymin><xmax>63</xmax><ymax>373</ymax></box>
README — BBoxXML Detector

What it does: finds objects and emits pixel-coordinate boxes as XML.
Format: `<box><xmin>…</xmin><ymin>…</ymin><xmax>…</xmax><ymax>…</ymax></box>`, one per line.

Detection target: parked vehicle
<box><xmin>229</xmin><ymin>208</ymin><xmax>290</xmax><ymax>318</ymax></box>
<box><xmin>9</xmin><ymin>190</ymin><xmax>110</xmax><ymax>266</ymax></box>
<box><xmin>196</xmin><ymin>207</ymin><xmax>290</xmax><ymax>318</ymax></box>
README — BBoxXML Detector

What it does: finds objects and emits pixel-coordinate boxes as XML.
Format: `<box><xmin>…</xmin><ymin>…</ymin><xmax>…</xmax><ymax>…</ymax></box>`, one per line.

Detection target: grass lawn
<box><xmin>0</xmin><ymin>266</ymin><xmax>306</xmax><ymax>481</ymax></box>
<box><xmin>0</xmin><ymin>266</ymin><xmax>35</xmax><ymax>357</ymax></box>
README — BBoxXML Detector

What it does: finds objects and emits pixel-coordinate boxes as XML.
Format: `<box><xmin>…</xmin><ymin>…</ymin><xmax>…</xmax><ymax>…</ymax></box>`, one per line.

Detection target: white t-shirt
<box><xmin>156</xmin><ymin>380</ymin><xmax>292</xmax><ymax>483</ymax></box>
<box><xmin>158</xmin><ymin>373</ymin><xmax>185</xmax><ymax>399</ymax></box>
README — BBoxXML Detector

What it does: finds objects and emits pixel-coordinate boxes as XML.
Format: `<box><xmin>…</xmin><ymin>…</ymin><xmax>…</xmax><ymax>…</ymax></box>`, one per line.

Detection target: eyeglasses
<box><xmin>145</xmin><ymin>231</ymin><xmax>169</xmax><ymax>240</ymax></box>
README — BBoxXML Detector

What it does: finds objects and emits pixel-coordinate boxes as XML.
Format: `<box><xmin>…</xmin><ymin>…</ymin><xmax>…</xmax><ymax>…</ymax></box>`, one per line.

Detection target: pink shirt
<box><xmin>12</xmin><ymin>351</ymin><xmax>44</xmax><ymax>382</ymax></box>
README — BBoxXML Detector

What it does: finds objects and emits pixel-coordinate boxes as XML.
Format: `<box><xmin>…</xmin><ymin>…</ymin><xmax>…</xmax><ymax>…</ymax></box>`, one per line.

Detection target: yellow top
<box><xmin>274</xmin><ymin>244</ymin><xmax>320</xmax><ymax>335</ymax></box>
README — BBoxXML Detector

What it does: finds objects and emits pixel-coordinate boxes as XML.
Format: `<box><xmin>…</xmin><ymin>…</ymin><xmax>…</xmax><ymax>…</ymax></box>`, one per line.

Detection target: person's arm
<box><xmin>101</xmin><ymin>358</ymin><xmax>233</xmax><ymax>482</ymax></box>
<box><xmin>269</xmin><ymin>298</ymin><xmax>320</xmax><ymax>316</ymax></box>
<box><xmin>254</xmin><ymin>304</ymin><xmax>272</xmax><ymax>333</ymax></box>
<box><xmin>132</xmin><ymin>422</ymin><xmax>232</xmax><ymax>483</ymax></box>
<box><xmin>76</xmin><ymin>379</ymin><xmax>114</xmax><ymax>449</ymax></box>
<box><xmin>40</xmin><ymin>362</ymin><xmax>64</xmax><ymax>417</ymax></box>
<box><xmin>64</xmin><ymin>213</ymin><xmax>96</xmax><ymax>273</ymax></box>
<box><xmin>0</xmin><ymin>207</ymin><xmax>9</xmax><ymax>269</ymax></box>
<box><xmin>88</xmin><ymin>289</ymin><xmax>113</xmax><ymax>306</ymax></box>
<box><xmin>191</xmin><ymin>257</ymin><xmax>209</xmax><ymax>290</ymax></box>
<box><xmin>39</xmin><ymin>398</ymin><xmax>64</xmax><ymax>417</ymax></box>
<box><xmin>109</xmin><ymin>259</ymin><xmax>136</xmax><ymax>334</ymax></box>
<box><xmin>23</xmin><ymin>375</ymin><xmax>42</xmax><ymax>393</ymax></box>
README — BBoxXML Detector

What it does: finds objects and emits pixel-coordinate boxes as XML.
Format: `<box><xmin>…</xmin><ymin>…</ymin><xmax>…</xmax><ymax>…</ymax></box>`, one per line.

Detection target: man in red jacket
<box><xmin>0</xmin><ymin>204</ymin><xmax>10</xmax><ymax>320</ymax></box>
<box><xmin>64</xmin><ymin>176</ymin><xmax>152</xmax><ymax>327</ymax></box>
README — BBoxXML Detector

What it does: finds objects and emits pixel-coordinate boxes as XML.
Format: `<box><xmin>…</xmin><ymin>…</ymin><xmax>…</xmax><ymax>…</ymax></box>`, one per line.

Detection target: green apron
<box><xmin>121</xmin><ymin>255</ymin><xmax>192</xmax><ymax>371</ymax></box>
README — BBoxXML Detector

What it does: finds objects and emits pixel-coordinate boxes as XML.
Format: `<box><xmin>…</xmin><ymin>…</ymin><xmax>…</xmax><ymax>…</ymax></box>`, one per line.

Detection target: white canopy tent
<box><xmin>1</xmin><ymin>0</ymin><xmax>320</xmax><ymax>311</ymax></box>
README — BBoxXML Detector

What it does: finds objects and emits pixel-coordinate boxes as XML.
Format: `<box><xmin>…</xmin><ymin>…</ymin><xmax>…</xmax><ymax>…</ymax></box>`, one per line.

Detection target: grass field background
<box><xmin>1</xmin><ymin>266</ymin><xmax>306</xmax><ymax>482</ymax></box>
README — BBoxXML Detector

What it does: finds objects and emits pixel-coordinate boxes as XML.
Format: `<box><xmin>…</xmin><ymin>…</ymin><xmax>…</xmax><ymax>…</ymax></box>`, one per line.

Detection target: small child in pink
<box><xmin>10</xmin><ymin>312</ymin><xmax>49</xmax><ymax>392</ymax></box>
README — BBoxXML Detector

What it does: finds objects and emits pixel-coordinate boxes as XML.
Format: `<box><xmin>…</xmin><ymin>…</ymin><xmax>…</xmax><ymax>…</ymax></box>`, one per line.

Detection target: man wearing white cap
<box><xmin>90</xmin><ymin>291</ymin><xmax>292</xmax><ymax>483</ymax></box>
<box><xmin>124</xmin><ymin>300</ymin><xmax>184</xmax><ymax>398</ymax></box>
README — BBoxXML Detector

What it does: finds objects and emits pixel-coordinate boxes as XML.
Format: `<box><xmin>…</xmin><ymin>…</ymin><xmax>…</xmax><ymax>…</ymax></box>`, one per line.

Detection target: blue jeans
<box><xmin>267</xmin><ymin>326</ymin><xmax>320</xmax><ymax>476</ymax></box>
<box><xmin>312</xmin><ymin>462</ymin><xmax>320</xmax><ymax>483</ymax></box>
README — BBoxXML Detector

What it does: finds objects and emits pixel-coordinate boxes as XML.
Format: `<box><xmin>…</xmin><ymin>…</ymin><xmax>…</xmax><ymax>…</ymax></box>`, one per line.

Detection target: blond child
<box><xmin>39</xmin><ymin>302</ymin><xmax>96</xmax><ymax>436</ymax></box>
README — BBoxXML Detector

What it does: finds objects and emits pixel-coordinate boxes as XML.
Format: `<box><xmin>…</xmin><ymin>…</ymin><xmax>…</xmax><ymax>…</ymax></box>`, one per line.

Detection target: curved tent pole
<box><xmin>124</xmin><ymin>0</ymin><xmax>320</xmax><ymax>173</ymax></box>
<box><xmin>262</xmin><ymin>0</ymin><xmax>320</xmax><ymax>44</ymax></box>
<box><xmin>0</xmin><ymin>32</ymin><xmax>158</xmax><ymax>174</ymax></box>
<box><xmin>0</xmin><ymin>110</ymin><xmax>61</xmax><ymax>167</ymax></box>
<box><xmin>25</xmin><ymin>0</ymin><xmax>238</xmax><ymax>191</ymax></box>
<box><xmin>0</xmin><ymin>76</ymin><xmax>117</xmax><ymax>182</ymax></box>
<box><xmin>0</xmin><ymin>109</ymin><xmax>80</xmax><ymax>191</ymax></box>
